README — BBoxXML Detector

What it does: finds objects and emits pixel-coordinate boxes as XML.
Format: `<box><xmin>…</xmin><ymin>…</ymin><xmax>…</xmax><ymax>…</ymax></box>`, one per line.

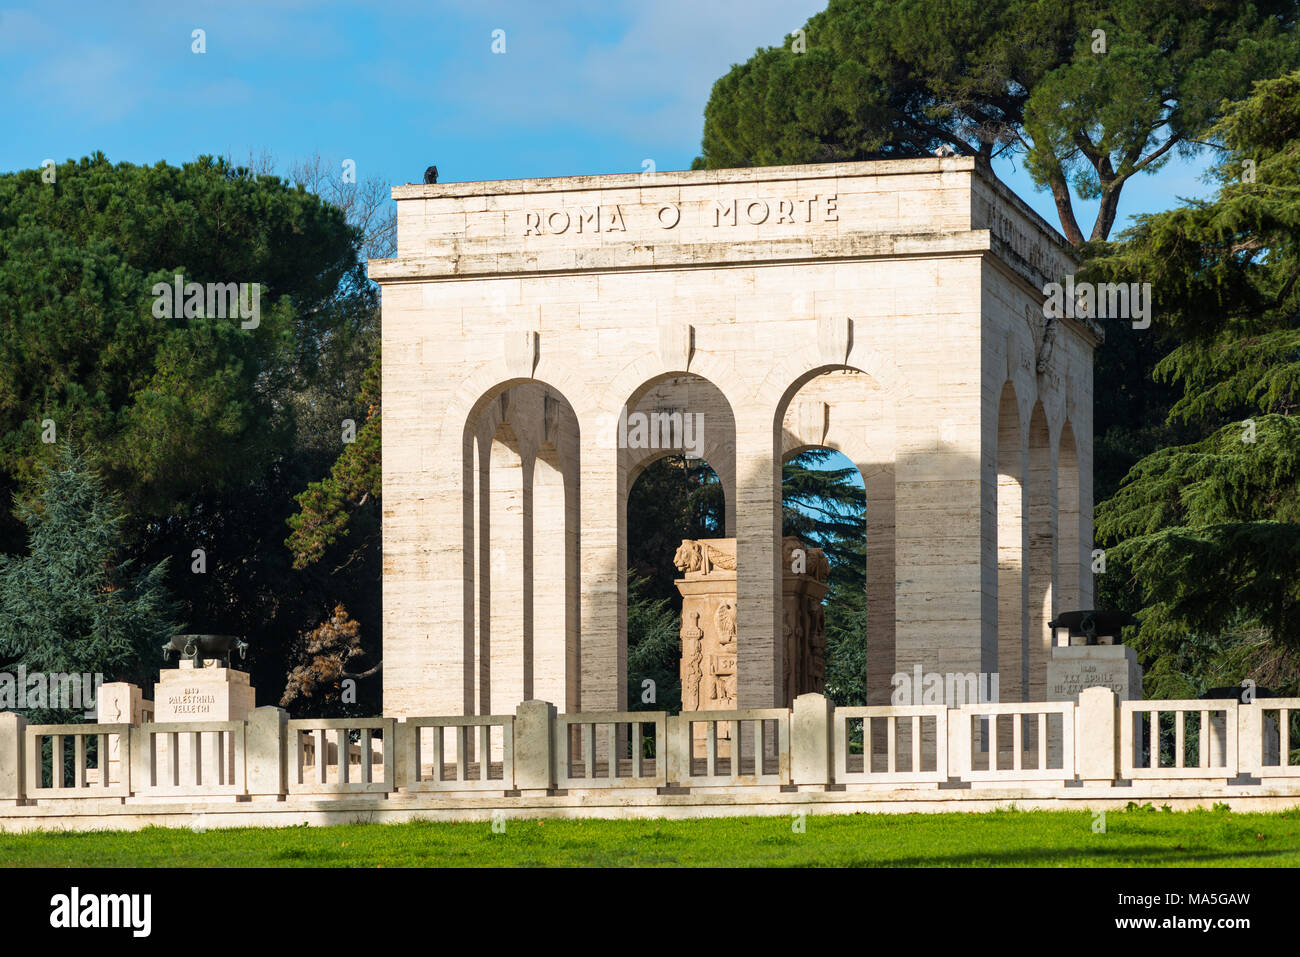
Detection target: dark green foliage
<box><xmin>0</xmin><ymin>446</ymin><xmax>178</xmax><ymax>721</ymax></box>
<box><xmin>626</xmin><ymin>455</ymin><xmax>723</xmax><ymax>610</ymax></box>
<box><xmin>782</xmin><ymin>447</ymin><xmax>865</xmax><ymax>587</ymax></box>
<box><xmin>822</xmin><ymin>549</ymin><xmax>868</xmax><ymax>705</ymax></box>
<box><xmin>1092</xmin><ymin>71</ymin><xmax>1300</xmax><ymax>693</ymax></box>
<box><xmin>0</xmin><ymin>154</ymin><xmax>380</xmax><ymax>712</ymax></box>
<box><xmin>0</xmin><ymin>153</ymin><xmax>371</xmax><ymax>528</ymax></box>
<box><xmin>626</xmin><ymin>571</ymin><xmax>683</xmax><ymax>713</ymax></box>
<box><xmin>286</xmin><ymin>350</ymin><xmax>381</xmax><ymax>571</ymax></box>
<box><xmin>695</xmin><ymin>0</ymin><xmax>1299</xmax><ymax>244</ymax></box>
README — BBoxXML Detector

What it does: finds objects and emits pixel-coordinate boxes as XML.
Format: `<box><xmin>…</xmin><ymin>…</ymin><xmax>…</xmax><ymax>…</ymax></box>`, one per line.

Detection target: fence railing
<box><xmin>1120</xmin><ymin>700</ymin><xmax>1237</xmax><ymax>780</ymax></box>
<box><xmin>24</xmin><ymin>724</ymin><xmax>131</xmax><ymax>798</ymax></box>
<box><xmin>401</xmin><ymin>715</ymin><xmax>514</xmax><ymax>791</ymax></box>
<box><xmin>131</xmin><ymin>721</ymin><xmax>246</xmax><ymax>797</ymax></box>
<box><xmin>832</xmin><ymin>706</ymin><xmax>948</xmax><ymax>784</ymax></box>
<box><xmin>554</xmin><ymin>711</ymin><xmax>666</xmax><ymax>788</ymax></box>
<box><xmin>671</xmin><ymin>709</ymin><xmax>789</xmax><ymax>786</ymax></box>
<box><xmin>287</xmin><ymin>718</ymin><xmax>395</xmax><ymax>794</ymax></box>
<box><xmin>11</xmin><ymin>691</ymin><xmax>1300</xmax><ymax>807</ymax></box>
<box><xmin>1240</xmin><ymin>698</ymin><xmax>1297</xmax><ymax>778</ymax></box>
<box><xmin>956</xmin><ymin>701</ymin><xmax>1075</xmax><ymax>782</ymax></box>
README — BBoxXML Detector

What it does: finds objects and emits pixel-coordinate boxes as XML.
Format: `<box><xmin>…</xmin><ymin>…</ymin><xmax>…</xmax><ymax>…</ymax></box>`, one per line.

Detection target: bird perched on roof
<box><xmin>423</xmin><ymin>165</ymin><xmax>439</xmax><ymax>185</ymax></box>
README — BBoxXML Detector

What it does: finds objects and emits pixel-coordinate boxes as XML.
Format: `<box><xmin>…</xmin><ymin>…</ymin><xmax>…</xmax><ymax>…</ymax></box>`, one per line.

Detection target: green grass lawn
<box><xmin>2</xmin><ymin>805</ymin><xmax>1299</xmax><ymax>867</ymax></box>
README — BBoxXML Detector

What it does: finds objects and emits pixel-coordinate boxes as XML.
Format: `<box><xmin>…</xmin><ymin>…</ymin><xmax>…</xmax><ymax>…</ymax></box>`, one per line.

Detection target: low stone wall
<box><xmin>0</xmin><ymin>689</ymin><xmax>1297</xmax><ymax>832</ymax></box>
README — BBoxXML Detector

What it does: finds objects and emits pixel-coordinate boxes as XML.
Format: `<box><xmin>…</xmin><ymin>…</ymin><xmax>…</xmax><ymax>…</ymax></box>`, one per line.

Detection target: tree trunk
<box><xmin>1046</xmin><ymin>172</ymin><xmax>1085</xmax><ymax>247</ymax></box>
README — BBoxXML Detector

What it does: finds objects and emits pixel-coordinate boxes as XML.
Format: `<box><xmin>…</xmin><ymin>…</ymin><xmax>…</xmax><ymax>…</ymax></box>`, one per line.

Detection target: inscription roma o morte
<box><xmin>523</xmin><ymin>195</ymin><xmax>839</xmax><ymax>235</ymax></box>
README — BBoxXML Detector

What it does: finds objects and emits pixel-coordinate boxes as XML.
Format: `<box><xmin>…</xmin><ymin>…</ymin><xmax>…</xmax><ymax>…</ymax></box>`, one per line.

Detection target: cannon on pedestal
<box><xmin>162</xmin><ymin>634</ymin><xmax>248</xmax><ymax>669</ymax></box>
<box><xmin>1048</xmin><ymin>610</ymin><xmax>1139</xmax><ymax>646</ymax></box>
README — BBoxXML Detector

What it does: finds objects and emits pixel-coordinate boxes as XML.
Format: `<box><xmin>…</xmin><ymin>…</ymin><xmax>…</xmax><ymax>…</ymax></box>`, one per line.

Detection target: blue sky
<box><xmin>1</xmin><ymin>0</ymin><xmax>1218</xmax><ymax>242</ymax></box>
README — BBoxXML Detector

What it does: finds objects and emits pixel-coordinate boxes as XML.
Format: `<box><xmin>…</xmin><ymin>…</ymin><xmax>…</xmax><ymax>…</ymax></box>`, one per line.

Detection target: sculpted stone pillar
<box><xmin>780</xmin><ymin>537</ymin><xmax>830</xmax><ymax>706</ymax></box>
<box><xmin>674</xmin><ymin>536</ymin><xmax>829</xmax><ymax>753</ymax></box>
<box><xmin>674</xmin><ymin>538</ymin><xmax>739</xmax><ymax>713</ymax></box>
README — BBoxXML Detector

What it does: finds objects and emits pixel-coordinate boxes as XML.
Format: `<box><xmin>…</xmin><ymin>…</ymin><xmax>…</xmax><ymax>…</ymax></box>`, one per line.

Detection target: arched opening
<box><xmin>775</xmin><ymin>367</ymin><xmax>895</xmax><ymax>708</ymax></box>
<box><xmin>997</xmin><ymin>382</ymin><xmax>1026</xmax><ymax>701</ymax></box>
<box><xmin>780</xmin><ymin>446</ymin><xmax>865</xmax><ymax>707</ymax></box>
<box><xmin>625</xmin><ymin>453</ymin><xmax>724</xmax><ymax>714</ymax></box>
<box><xmin>1026</xmin><ymin>402</ymin><xmax>1055</xmax><ymax>699</ymax></box>
<box><xmin>461</xmin><ymin>380</ymin><xmax>581</xmax><ymax>721</ymax></box>
<box><xmin>1057</xmin><ymin>421</ymin><xmax>1081</xmax><ymax>614</ymax></box>
<box><xmin>618</xmin><ymin>373</ymin><xmax>736</xmax><ymax>715</ymax></box>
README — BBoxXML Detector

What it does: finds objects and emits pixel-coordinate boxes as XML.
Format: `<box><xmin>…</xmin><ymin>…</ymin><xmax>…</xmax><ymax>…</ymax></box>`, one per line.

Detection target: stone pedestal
<box><xmin>152</xmin><ymin>662</ymin><xmax>257</xmax><ymax>785</ymax></box>
<box><xmin>1044</xmin><ymin>645</ymin><xmax>1141</xmax><ymax>770</ymax></box>
<box><xmin>1045</xmin><ymin>644</ymin><xmax>1142</xmax><ymax>702</ymax></box>
<box><xmin>674</xmin><ymin>536</ymin><xmax>828</xmax><ymax>757</ymax></box>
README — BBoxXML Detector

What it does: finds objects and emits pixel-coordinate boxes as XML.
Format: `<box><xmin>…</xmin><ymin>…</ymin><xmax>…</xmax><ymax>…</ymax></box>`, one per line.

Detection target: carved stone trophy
<box><xmin>673</xmin><ymin>537</ymin><xmax>829</xmax><ymax>755</ymax></box>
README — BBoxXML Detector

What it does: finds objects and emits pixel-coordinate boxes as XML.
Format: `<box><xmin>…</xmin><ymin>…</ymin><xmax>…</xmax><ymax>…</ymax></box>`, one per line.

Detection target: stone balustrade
<box><xmin>1</xmin><ymin>690</ymin><xmax>1299</xmax><ymax>831</ymax></box>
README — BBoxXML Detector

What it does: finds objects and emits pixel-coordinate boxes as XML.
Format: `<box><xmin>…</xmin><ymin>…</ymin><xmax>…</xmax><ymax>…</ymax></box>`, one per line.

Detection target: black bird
<box><xmin>423</xmin><ymin>165</ymin><xmax>439</xmax><ymax>185</ymax></box>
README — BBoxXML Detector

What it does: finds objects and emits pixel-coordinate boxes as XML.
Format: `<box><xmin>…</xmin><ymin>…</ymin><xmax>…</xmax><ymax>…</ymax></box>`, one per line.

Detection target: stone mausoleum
<box><xmin>369</xmin><ymin>156</ymin><xmax>1098</xmax><ymax>720</ymax></box>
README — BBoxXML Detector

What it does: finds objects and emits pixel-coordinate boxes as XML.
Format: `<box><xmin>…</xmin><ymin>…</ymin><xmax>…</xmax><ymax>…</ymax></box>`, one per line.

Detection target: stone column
<box><xmin>733</xmin><ymin>417</ymin><xmax>781</xmax><ymax>708</ymax></box>
<box><xmin>487</xmin><ymin>430</ymin><xmax>528</xmax><ymax>716</ymax></box>
<box><xmin>893</xmin><ymin>355</ymin><xmax>990</xmax><ymax>707</ymax></box>
<box><xmin>580</xmin><ymin>438</ymin><xmax>623</xmax><ymax>712</ymax></box>
<box><xmin>863</xmin><ymin>464</ymin><xmax>897</xmax><ymax>706</ymax></box>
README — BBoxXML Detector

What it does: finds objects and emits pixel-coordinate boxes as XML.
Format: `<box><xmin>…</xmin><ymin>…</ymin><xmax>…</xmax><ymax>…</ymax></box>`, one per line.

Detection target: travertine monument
<box><xmin>369</xmin><ymin>156</ymin><xmax>1098</xmax><ymax>718</ymax></box>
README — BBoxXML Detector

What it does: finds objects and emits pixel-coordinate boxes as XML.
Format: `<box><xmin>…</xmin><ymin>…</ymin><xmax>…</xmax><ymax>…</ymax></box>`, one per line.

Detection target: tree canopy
<box><xmin>0</xmin><ymin>446</ymin><xmax>178</xmax><ymax>713</ymax></box>
<box><xmin>1092</xmin><ymin>70</ymin><xmax>1300</xmax><ymax>692</ymax></box>
<box><xmin>0</xmin><ymin>153</ymin><xmax>382</xmax><ymax>714</ymax></box>
<box><xmin>694</xmin><ymin>0</ymin><xmax>1299</xmax><ymax>244</ymax></box>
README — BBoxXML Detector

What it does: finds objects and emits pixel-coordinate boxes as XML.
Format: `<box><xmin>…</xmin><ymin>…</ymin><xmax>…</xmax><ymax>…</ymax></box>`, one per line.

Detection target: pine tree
<box><xmin>1091</xmin><ymin>71</ymin><xmax>1300</xmax><ymax>694</ymax></box>
<box><xmin>0</xmin><ymin>445</ymin><xmax>178</xmax><ymax>720</ymax></box>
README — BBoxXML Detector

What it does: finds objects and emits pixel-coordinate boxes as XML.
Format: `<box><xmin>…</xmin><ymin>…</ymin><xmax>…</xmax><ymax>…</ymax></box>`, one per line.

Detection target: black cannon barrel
<box><xmin>162</xmin><ymin>634</ymin><xmax>249</xmax><ymax>666</ymax></box>
<box><xmin>1047</xmin><ymin>610</ymin><xmax>1139</xmax><ymax>645</ymax></box>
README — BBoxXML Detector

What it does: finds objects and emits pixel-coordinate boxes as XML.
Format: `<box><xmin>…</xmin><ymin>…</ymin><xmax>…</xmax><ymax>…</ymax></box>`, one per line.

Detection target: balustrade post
<box><xmin>514</xmin><ymin>700</ymin><xmax>555</xmax><ymax>793</ymax></box>
<box><xmin>0</xmin><ymin>713</ymin><xmax>25</xmax><ymax>803</ymax></box>
<box><xmin>791</xmin><ymin>694</ymin><xmax>833</xmax><ymax>788</ymax></box>
<box><xmin>246</xmin><ymin>707</ymin><xmax>287</xmax><ymax>799</ymax></box>
<box><xmin>1076</xmin><ymin>687</ymin><xmax>1119</xmax><ymax>784</ymax></box>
